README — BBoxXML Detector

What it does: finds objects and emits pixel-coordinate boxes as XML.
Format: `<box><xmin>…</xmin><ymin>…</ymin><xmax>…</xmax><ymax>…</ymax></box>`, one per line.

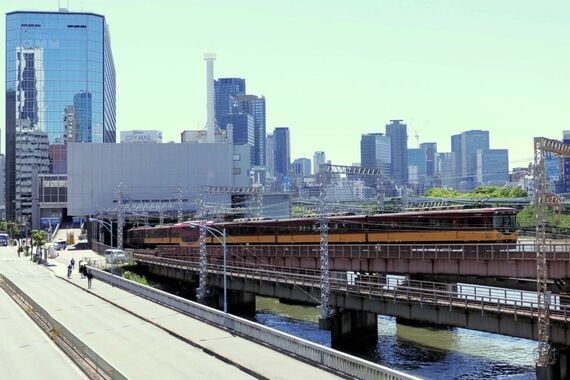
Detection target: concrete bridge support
<box><xmin>536</xmin><ymin>344</ymin><xmax>570</xmax><ymax>380</ymax></box>
<box><xmin>328</xmin><ymin>309</ymin><xmax>378</xmax><ymax>348</ymax></box>
<box><xmin>223</xmin><ymin>290</ymin><xmax>256</xmax><ymax>317</ymax></box>
<box><xmin>199</xmin><ymin>288</ymin><xmax>256</xmax><ymax>318</ymax></box>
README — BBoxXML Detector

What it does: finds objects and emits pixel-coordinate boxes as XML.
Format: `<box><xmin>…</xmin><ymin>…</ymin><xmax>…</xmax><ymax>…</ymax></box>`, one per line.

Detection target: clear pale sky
<box><xmin>2</xmin><ymin>0</ymin><xmax>569</xmax><ymax>169</ymax></box>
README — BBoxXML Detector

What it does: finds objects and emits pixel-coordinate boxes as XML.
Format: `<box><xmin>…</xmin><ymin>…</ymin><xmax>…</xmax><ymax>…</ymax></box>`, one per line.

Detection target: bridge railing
<box><xmin>144</xmin><ymin>242</ymin><xmax>570</xmax><ymax>262</ymax></box>
<box><xmin>89</xmin><ymin>265</ymin><xmax>419</xmax><ymax>380</ymax></box>
<box><xmin>133</xmin><ymin>252</ymin><xmax>570</xmax><ymax>323</ymax></box>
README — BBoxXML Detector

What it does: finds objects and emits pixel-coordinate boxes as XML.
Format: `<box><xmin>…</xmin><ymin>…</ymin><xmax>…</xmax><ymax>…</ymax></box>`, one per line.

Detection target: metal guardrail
<box><xmin>0</xmin><ymin>273</ymin><xmax>127</xmax><ymax>380</ymax></box>
<box><xmin>134</xmin><ymin>253</ymin><xmax>570</xmax><ymax>324</ymax></box>
<box><xmin>90</xmin><ymin>267</ymin><xmax>419</xmax><ymax>380</ymax></box>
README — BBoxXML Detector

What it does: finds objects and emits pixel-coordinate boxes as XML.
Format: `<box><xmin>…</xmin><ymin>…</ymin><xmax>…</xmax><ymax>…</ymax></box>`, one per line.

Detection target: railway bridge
<box><xmin>132</xmin><ymin>251</ymin><xmax>570</xmax><ymax>343</ymax></box>
<box><xmin>149</xmin><ymin>242</ymin><xmax>570</xmax><ymax>292</ymax></box>
<box><xmin>131</xmin><ymin>242</ymin><xmax>570</xmax><ymax>378</ymax></box>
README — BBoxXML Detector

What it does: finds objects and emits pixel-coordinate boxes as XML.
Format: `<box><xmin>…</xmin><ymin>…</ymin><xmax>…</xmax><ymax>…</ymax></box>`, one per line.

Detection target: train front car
<box><xmin>490</xmin><ymin>207</ymin><xmax>518</xmax><ymax>242</ymax></box>
<box><xmin>364</xmin><ymin>207</ymin><xmax>518</xmax><ymax>244</ymax></box>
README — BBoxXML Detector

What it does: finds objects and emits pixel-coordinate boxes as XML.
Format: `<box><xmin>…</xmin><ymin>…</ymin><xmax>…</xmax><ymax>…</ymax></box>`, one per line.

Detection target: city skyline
<box><xmin>1</xmin><ymin>1</ymin><xmax>569</xmax><ymax>169</ymax></box>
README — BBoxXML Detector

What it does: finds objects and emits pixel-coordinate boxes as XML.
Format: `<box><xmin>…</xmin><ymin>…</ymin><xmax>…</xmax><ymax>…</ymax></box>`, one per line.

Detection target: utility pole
<box><xmin>253</xmin><ymin>179</ymin><xmax>263</xmax><ymax>218</ymax></box>
<box><xmin>533</xmin><ymin>137</ymin><xmax>570</xmax><ymax>368</ymax></box>
<box><xmin>197</xmin><ymin>194</ymin><xmax>208</xmax><ymax>301</ymax></box>
<box><xmin>117</xmin><ymin>183</ymin><xmax>125</xmax><ymax>250</ymax></box>
<box><xmin>176</xmin><ymin>184</ymin><xmax>183</xmax><ymax>223</ymax></box>
<box><xmin>376</xmin><ymin>172</ymin><xmax>384</xmax><ymax>213</ymax></box>
<box><xmin>318</xmin><ymin>170</ymin><xmax>330</xmax><ymax>321</ymax></box>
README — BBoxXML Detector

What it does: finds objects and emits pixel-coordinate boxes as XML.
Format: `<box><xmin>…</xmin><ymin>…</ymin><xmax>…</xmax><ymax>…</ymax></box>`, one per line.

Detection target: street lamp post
<box><xmin>188</xmin><ymin>223</ymin><xmax>227</xmax><ymax>315</ymax></box>
<box><xmin>91</xmin><ymin>218</ymin><xmax>114</xmax><ymax>276</ymax></box>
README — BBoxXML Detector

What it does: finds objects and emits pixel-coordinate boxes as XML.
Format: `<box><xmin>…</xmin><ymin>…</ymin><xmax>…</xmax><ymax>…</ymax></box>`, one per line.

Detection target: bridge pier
<box><xmin>198</xmin><ymin>288</ymin><xmax>256</xmax><ymax>318</ymax></box>
<box><xmin>536</xmin><ymin>345</ymin><xmax>570</xmax><ymax>380</ymax></box>
<box><xmin>325</xmin><ymin>309</ymin><xmax>378</xmax><ymax>348</ymax></box>
<box><xmin>223</xmin><ymin>290</ymin><xmax>256</xmax><ymax>317</ymax></box>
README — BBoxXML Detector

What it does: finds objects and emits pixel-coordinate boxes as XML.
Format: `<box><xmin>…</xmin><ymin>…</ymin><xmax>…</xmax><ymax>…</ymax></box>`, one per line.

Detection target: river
<box><xmin>255</xmin><ymin>297</ymin><xmax>536</xmax><ymax>379</ymax></box>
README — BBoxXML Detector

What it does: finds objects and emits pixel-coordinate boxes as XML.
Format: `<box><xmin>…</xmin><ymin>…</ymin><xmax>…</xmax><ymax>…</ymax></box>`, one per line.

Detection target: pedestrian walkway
<box><xmin>0</xmin><ymin>246</ymin><xmax>342</xmax><ymax>379</ymax></box>
<box><xmin>0</xmin><ymin>262</ymin><xmax>87</xmax><ymax>379</ymax></box>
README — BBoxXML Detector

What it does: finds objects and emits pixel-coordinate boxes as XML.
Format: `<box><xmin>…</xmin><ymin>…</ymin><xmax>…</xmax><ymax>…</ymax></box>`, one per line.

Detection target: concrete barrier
<box><xmin>91</xmin><ymin>267</ymin><xmax>418</xmax><ymax>380</ymax></box>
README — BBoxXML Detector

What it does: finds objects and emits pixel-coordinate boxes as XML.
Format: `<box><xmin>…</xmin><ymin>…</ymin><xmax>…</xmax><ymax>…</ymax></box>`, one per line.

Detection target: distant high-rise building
<box><xmin>360</xmin><ymin>133</ymin><xmax>391</xmax><ymax>186</ymax></box>
<box><xmin>273</xmin><ymin>127</ymin><xmax>290</xmax><ymax>181</ymax></box>
<box><xmin>217</xmin><ymin>113</ymin><xmax>255</xmax><ymax>164</ymax></box>
<box><xmin>460</xmin><ymin>130</ymin><xmax>490</xmax><ymax>181</ymax></box>
<box><xmin>266</xmin><ymin>133</ymin><xmax>275</xmax><ymax>179</ymax></box>
<box><xmin>313</xmin><ymin>151</ymin><xmax>326</xmax><ymax>174</ymax></box>
<box><xmin>438</xmin><ymin>152</ymin><xmax>456</xmax><ymax>188</ymax></box>
<box><xmin>386</xmin><ymin>120</ymin><xmax>408</xmax><ymax>185</ymax></box>
<box><xmin>477</xmin><ymin>149</ymin><xmax>509</xmax><ymax>185</ymax></box>
<box><xmin>5</xmin><ymin>10</ymin><xmax>116</xmax><ymax>222</ymax></box>
<box><xmin>450</xmin><ymin>134</ymin><xmax>462</xmax><ymax>187</ymax></box>
<box><xmin>217</xmin><ymin>114</ymin><xmax>254</xmax><ymax>146</ymax></box>
<box><xmin>214</xmin><ymin>78</ymin><xmax>245</xmax><ymax>122</ymax></box>
<box><xmin>408</xmin><ymin>148</ymin><xmax>426</xmax><ymax>186</ymax></box>
<box><xmin>420</xmin><ymin>142</ymin><xmax>437</xmax><ymax>177</ymax></box>
<box><xmin>234</xmin><ymin>94</ymin><xmax>266</xmax><ymax>166</ymax></box>
<box><xmin>292</xmin><ymin>158</ymin><xmax>311</xmax><ymax>177</ymax></box>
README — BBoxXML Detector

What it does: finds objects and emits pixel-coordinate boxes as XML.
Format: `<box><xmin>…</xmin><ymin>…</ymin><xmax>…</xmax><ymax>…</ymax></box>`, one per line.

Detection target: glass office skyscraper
<box><xmin>235</xmin><ymin>94</ymin><xmax>266</xmax><ymax>167</ymax></box>
<box><xmin>214</xmin><ymin>78</ymin><xmax>245</xmax><ymax>122</ymax></box>
<box><xmin>385</xmin><ymin>120</ymin><xmax>408</xmax><ymax>186</ymax></box>
<box><xmin>274</xmin><ymin>127</ymin><xmax>290</xmax><ymax>181</ymax></box>
<box><xmin>5</xmin><ymin>10</ymin><xmax>116</xmax><ymax>221</ymax></box>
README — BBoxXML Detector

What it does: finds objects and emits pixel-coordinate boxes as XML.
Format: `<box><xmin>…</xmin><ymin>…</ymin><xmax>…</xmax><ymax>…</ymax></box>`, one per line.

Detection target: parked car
<box><xmin>68</xmin><ymin>241</ymin><xmax>89</xmax><ymax>250</ymax></box>
<box><xmin>0</xmin><ymin>233</ymin><xmax>8</xmax><ymax>247</ymax></box>
<box><xmin>105</xmin><ymin>249</ymin><xmax>126</xmax><ymax>264</ymax></box>
<box><xmin>54</xmin><ymin>239</ymin><xmax>67</xmax><ymax>251</ymax></box>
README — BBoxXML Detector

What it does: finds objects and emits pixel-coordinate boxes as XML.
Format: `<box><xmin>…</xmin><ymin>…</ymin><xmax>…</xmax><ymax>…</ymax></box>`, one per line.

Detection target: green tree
<box><xmin>31</xmin><ymin>230</ymin><xmax>48</xmax><ymax>261</ymax></box>
<box><xmin>7</xmin><ymin>222</ymin><xmax>20</xmax><ymax>241</ymax></box>
<box><xmin>424</xmin><ymin>187</ymin><xmax>461</xmax><ymax>198</ymax></box>
<box><xmin>426</xmin><ymin>186</ymin><xmax>527</xmax><ymax>199</ymax></box>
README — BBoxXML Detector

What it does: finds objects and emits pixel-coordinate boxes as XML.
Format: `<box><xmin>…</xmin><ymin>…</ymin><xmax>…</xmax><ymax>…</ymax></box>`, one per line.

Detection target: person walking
<box><xmin>87</xmin><ymin>270</ymin><xmax>93</xmax><ymax>289</ymax></box>
<box><xmin>67</xmin><ymin>263</ymin><xmax>72</xmax><ymax>279</ymax></box>
<box><xmin>78</xmin><ymin>260</ymin><xmax>84</xmax><ymax>278</ymax></box>
<box><xmin>70</xmin><ymin>258</ymin><xmax>75</xmax><ymax>270</ymax></box>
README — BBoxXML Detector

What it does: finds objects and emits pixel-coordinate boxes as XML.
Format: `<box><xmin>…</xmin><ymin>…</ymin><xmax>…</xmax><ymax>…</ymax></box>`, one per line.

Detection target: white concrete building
<box><xmin>67</xmin><ymin>142</ymin><xmax>251</xmax><ymax>216</ymax></box>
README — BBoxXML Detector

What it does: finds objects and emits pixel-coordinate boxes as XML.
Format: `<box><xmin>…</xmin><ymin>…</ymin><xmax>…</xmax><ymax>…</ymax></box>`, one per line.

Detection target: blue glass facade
<box><xmin>217</xmin><ymin>113</ymin><xmax>255</xmax><ymax>163</ymax></box>
<box><xmin>274</xmin><ymin>127</ymin><xmax>290</xmax><ymax>181</ymax></box>
<box><xmin>235</xmin><ymin>94</ymin><xmax>265</xmax><ymax>167</ymax></box>
<box><xmin>476</xmin><ymin>149</ymin><xmax>509</xmax><ymax>185</ymax></box>
<box><xmin>5</xmin><ymin>10</ymin><xmax>116</xmax><ymax>221</ymax></box>
<box><xmin>386</xmin><ymin>120</ymin><xmax>408</xmax><ymax>185</ymax></box>
<box><xmin>419</xmin><ymin>142</ymin><xmax>437</xmax><ymax>177</ymax></box>
<box><xmin>214</xmin><ymin>78</ymin><xmax>245</xmax><ymax>122</ymax></box>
